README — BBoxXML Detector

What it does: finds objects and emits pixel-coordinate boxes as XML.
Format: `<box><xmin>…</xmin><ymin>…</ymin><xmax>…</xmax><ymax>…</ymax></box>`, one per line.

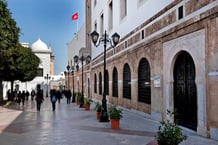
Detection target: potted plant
<box><xmin>156</xmin><ymin>110</ymin><xmax>187</xmax><ymax>145</ymax></box>
<box><xmin>84</xmin><ymin>97</ymin><xmax>93</xmax><ymax>110</ymax></box>
<box><xmin>108</xmin><ymin>105</ymin><xmax>123</xmax><ymax>129</ymax></box>
<box><xmin>94</xmin><ymin>102</ymin><xmax>102</xmax><ymax>120</ymax></box>
<box><xmin>76</xmin><ymin>92</ymin><xmax>82</xmax><ymax>105</ymax></box>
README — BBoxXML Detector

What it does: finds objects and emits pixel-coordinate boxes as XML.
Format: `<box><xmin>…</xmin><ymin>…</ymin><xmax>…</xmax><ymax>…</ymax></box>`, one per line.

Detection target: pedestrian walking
<box><xmin>50</xmin><ymin>89</ymin><xmax>57</xmax><ymax>111</ymax></box>
<box><xmin>21</xmin><ymin>90</ymin><xmax>26</xmax><ymax>106</ymax></box>
<box><xmin>25</xmin><ymin>90</ymin><xmax>30</xmax><ymax>101</ymax></box>
<box><xmin>35</xmin><ymin>85</ymin><xmax>44</xmax><ymax>111</ymax></box>
<box><xmin>31</xmin><ymin>89</ymin><xmax>36</xmax><ymax>101</ymax></box>
<box><xmin>56</xmin><ymin>90</ymin><xmax>62</xmax><ymax>104</ymax></box>
<box><xmin>17</xmin><ymin>91</ymin><xmax>21</xmax><ymax>105</ymax></box>
<box><xmin>65</xmin><ymin>90</ymin><xmax>72</xmax><ymax>104</ymax></box>
<box><xmin>7</xmin><ymin>89</ymin><xmax>12</xmax><ymax>101</ymax></box>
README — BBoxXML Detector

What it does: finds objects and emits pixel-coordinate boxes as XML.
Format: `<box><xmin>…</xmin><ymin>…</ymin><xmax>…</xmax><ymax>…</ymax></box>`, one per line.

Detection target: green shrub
<box><xmin>108</xmin><ymin>105</ymin><xmax>123</xmax><ymax>120</ymax></box>
<box><xmin>84</xmin><ymin>97</ymin><xmax>92</xmax><ymax>105</ymax></box>
<box><xmin>76</xmin><ymin>92</ymin><xmax>82</xmax><ymax>101</ymax></box>
<box><xmin>156</xmin><ymin>110</ymin><xmax>187</xmax><ymax>145</ymax></box>
<box><xmin>94</xmin><ymin>102</ymin><xmax>102</xmax><ymax>112</ymax></box>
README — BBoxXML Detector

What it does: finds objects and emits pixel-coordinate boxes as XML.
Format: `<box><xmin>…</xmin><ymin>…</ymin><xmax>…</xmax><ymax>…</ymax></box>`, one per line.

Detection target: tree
<box><xmin>0</xmin><ymin>0</ymin><xmax>20</xmax><ymax>104</ymax></box>
<box><xmin>16</xmin><ymin>44</ymin><xmax>40</xmax><ymax>82</ymax></box>
<box><xmin>0</xmin><ymin>0</ymin><xmax>19</xmax><ymax>49</ymax></box>
<box><xmin>0</xmin><ymin>43</ymin><xmax>40</xmax><ymax>100</ymax></box>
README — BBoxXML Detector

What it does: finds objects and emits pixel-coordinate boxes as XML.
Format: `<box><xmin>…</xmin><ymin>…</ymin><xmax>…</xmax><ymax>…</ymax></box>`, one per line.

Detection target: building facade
<box><xmin>66</xmin><ymin>0</ymin><xmax>92</xmax><ymax>98</ymax></box>
<box><xmin>88</xmin><ymin>0</ymin><xmax>218</xmax><ymax>140</ymax></box>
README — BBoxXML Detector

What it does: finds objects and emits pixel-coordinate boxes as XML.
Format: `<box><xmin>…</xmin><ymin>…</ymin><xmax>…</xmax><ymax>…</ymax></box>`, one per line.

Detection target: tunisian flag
<box><xmin>72</xmin><ymin>12</ymin><xmax>78</xmax><ymax>20</ymax></box>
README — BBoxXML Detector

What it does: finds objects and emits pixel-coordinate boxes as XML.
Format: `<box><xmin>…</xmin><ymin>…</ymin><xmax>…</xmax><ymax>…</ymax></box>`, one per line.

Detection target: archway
<box><xmin>173</xmin><ymin>51</ymin><xmax>197</xmax><ymax>131</ymax></box>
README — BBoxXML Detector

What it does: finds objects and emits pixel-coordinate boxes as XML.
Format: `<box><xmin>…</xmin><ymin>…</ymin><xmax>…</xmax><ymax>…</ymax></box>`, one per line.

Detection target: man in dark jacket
<box><xmin>35</xmin><ymin>85</ymin><xmax>44</xmax><ymax>111</ymax></box>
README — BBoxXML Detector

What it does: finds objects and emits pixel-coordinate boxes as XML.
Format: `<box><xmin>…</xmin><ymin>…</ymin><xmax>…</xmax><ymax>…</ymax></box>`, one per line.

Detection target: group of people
<box><xmin>6</xmin><ymin>85</ymin><xmax>74</xmax><ymax>112</ymax></box>
<box><xmin>7</xmin><ymin>85</ymin><xmax>44</xmax><ymax>111</ymax></box>
<box><xmin>7</xmin><ymin>89</ymin><xmax>29</xmax><ymax>102</ymax></box>
<box><xmin>7</xmin><ymin>89</ymin><xmax>34</xmax><ymax>105</ymax></box>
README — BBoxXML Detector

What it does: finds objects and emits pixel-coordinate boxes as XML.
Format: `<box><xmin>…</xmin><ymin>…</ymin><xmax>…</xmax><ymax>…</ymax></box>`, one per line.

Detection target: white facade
<box><xmin>3</xmin><ymin>38</ymin><xmax>53</xmax><ymax>98</ymax></box>
<box><xmin>91</xmin><ymin>0</ymin><xmax>174</xmax><ymax>58</ymax></box>
<box><xmin>67</xmin><ymin>24</ymin><xmax>86</xmax><ymax>66</ymax></box>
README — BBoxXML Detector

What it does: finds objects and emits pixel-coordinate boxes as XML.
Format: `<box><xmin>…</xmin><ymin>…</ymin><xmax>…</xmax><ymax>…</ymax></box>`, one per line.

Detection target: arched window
<box><xmin>77</xmin><ymin>80</ymin><xmax>80</xmax><ymax>93</ymax></box>
<box><xmin>105</xmin><ymin>70</ymin><xmax>109</xmax><ymax>95</ymax></box>
<box><xmin>99</xmin><ymin>72</ymin><xmax>102</xmax><ymax>95</ymax></box>
<box><xmin>113</xmin><ymin>67</ymin><xmax>118</xmax><ymax>97</ymax></box>
<box><xmin>138</xmin><ymin>58</ymin><xmax>151</xmax><ymax>104</ymax></box>
<box><xmin>88</xmin><ymin>78</ymin><xmax>90</xmax><ymax>98</ymax></box>
<box><xmin>123</xmin><ymin>63</ymin><xmax>131</xmax><ymax>99</ymax></box>
<box><xmin>94</xmin><ymin>74</ymin><xmax>97</xmax><ymax>93</ymax></box>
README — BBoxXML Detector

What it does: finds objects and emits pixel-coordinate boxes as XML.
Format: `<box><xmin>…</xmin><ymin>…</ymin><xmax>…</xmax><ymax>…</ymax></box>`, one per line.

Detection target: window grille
<box><xmin>138</xmin><ymin>58</ymin><xmax>151</xmax><ymax>104</ymax></box>
<box><xmin>99</xmin><ymin>72</ymin><xmax>102</xmax><ymax>95</ymax></box>
<box><xmin>112</xmin><ymin>67</ymin><xmax>118</xmax><ymax>97</ymax></box>
<box><xmin>123</xmin><ymin>63</ymin><xmax>131</xmax><ymax>99</ymax></box>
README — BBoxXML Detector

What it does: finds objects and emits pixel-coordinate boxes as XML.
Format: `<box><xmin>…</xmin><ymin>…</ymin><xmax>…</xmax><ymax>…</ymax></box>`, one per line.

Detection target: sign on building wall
<box><xmin>153</xmin><ymin>75</ymin><xmax>161</xmax><ymax>88</ymax></box>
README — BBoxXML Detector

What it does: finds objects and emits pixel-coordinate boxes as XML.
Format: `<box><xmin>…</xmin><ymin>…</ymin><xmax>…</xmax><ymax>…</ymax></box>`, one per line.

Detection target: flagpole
<box><xmin>76</xmin><ymin>19</ymin><xmax>78</xmax><ymax>34</ymax></box>
<box><xmin>71</xmin><ymin>12</ymin><xmax>79</xmax><ymax>35</ymax></box>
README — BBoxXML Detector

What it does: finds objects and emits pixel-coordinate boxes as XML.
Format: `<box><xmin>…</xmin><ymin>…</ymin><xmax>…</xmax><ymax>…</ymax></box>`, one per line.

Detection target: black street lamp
<box><xmin>91</xmin><ymin>30</ymin><xmax>120</xmax><ymax>122</ymax></box>
<box><xmin>74</xmin><ymin>54</ymin><xmax>91</xmax><ymax>108</ymax></box>
<box><xmin>44</xmin><ymin>73</ymin><xmax>51</xmax><ymax>97</ymax></box>
<box><xmin>66</xmin><ymin>64</ymin><xmax>76</xmax><ymax>103</ymax></box>
<box><xmin>66</xmin><ymin>65</ymin><xmax>70</xmax><ymax>90</ymax></box>
<box><xmin>71</xmin><ymin>66</ymin><xmax>75</xmax><ymax>103</ymax></box>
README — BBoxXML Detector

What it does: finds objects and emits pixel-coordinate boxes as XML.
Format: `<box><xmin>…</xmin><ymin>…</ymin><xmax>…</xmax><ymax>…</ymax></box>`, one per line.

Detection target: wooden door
<box><xmin>173</xmin><ymin>51</ymin><xmax>197</xmax><ymax>131</ymax></box>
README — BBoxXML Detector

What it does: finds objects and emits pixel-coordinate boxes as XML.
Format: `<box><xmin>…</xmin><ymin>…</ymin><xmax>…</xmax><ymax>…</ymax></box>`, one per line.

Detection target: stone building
<box><xmin>66</xmin><ymin>0</ymin><xmax>92</xmax><ymax>98</ymax></box>
<box><xmin>85</xmin><ymin>0</ymin><xmax>218</xmax><ymax>140</ymax></box>
<box><xmin>66</xmin><ymin>24</ymin><xmax>90</xmax><ymax>96</ymax></box>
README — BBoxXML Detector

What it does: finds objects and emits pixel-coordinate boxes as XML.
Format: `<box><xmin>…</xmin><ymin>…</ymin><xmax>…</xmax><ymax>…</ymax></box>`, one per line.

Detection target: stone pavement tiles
<box><xmin>0</xmin><ymin>98</ymin><xmax>218</xmax><ymax>145</ymax></box>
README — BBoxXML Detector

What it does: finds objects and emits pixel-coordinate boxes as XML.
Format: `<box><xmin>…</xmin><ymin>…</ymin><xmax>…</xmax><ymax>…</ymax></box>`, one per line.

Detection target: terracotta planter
<box><xmin>76</xmin><ymin>101</ymin><xmax>81</xmax><ymax>105</ymax></box>
<box><xmin>96</xmin><ymin>112</ymin><xmax>101</xmax><ymax>120</ymax></box>
<box><xmin>85</xmin><ymin>105</ymin><xmax>90</xmax><ymax>111</ymax></box>
<box><xmin>110</xmin><ymin>119</ymin><xmax>120</xmax><ymax>129</ymax></box>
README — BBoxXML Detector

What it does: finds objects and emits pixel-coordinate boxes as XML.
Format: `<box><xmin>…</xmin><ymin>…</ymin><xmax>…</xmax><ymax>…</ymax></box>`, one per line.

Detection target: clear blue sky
<box><xmin>7</xmin><ymin>0</ymin><xmax>85</xmax><ymax>75</ymax></box>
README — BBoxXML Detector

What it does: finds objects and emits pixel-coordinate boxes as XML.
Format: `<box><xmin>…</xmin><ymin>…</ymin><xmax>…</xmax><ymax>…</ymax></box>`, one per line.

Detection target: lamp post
<box><xmin>66</xmin><ymin>65</ymin><xmax>70</xmax><ymax>90</ymax></box>
<box><xmin>44</xmin><ymin>73</ymin><xmax>51</xmax><ymax>97</ymax></box>
<box><xmin>74</xmin><ymin>54</ymin><xmax>91</xmax><ymax>108</ymax></box>
<box><xmin>66</xmin><ymin>64</ymin><xmax>76</xmax><ymax>103</ymax></box>
<box><xmin>71</xmin><ymin>66</ymin><xmax>75</xmax><ymax>103</ymax></box>
<box><xmin>91</xmin><ymin>30</ymin><xmax>120</xmax><ymax>122</ymax></box>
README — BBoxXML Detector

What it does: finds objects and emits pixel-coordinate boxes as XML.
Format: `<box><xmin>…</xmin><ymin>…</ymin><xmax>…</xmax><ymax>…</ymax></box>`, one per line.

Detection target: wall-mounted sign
<box><xmin>153</xmin><ymin>75</ymin><xmax>161</xmax><ymax>88</ymax></box>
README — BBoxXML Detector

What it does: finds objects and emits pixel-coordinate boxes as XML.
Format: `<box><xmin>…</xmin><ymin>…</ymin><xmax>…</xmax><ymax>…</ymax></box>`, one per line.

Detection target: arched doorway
<box><xmin>173</xmin><ymin>51</ymin><xmax>197</xmax><ymax>131</ymax></box>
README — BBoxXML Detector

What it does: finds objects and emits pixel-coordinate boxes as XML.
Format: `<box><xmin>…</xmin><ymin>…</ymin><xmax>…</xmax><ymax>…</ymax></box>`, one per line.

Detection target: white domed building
<box><xmin>31</xmin><ymin>38</ymin><xmax>53</xmax><ymax>79</ymax></box>
<box><xmin>3</xmin><ymin>38</ymin><xmax>55</xmax><ymax>98</ymax></box>
<box><xmin>27</xmin><ymin>38</ymin><xmax>54</xmax><ymax>91</ymax></box>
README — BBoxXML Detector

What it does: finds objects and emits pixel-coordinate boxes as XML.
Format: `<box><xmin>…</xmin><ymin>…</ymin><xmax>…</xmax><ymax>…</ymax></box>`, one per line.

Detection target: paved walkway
<box><xmin>0</xmin><ymin>98</ymin><xmax>217</xmax><ymax>145</ymax></box>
